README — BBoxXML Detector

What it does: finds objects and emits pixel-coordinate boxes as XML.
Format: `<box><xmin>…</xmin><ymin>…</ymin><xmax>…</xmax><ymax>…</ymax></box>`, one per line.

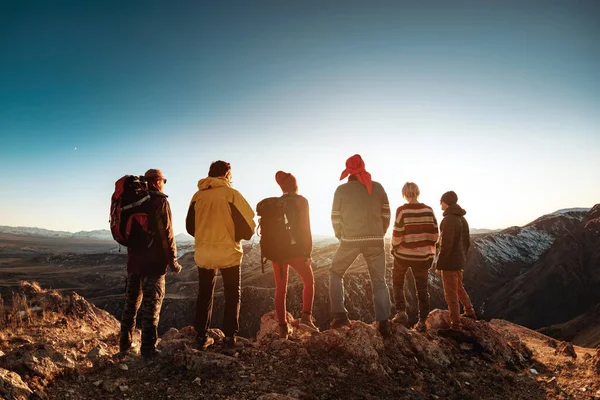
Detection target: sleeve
<box><xmin>331</xmin><ymin>187</ymin><xmax>342</xmax><ymax>239</ymax></box>
<box><xmin>431</xmin><ymin>209</ymin><xmax>440</xmax><ymax>243</ymax></box>
<box><xmin>381</xmin><ymin>186</ymin><xmax>391</xmax><ymax>234</ymax></box>
<box><xmin>156</xmin><ymin>199</ymin><xmax>177</xmax><ymax>265</ymax></box>
<box><xmin>185</xmin><ymin>200</ymin><xmax>196</xmax><ymax>237</ymax></box>
<box><xmin>462</xmin><ymin>217</ymin><xmax>470</xmax><ymax>254</ymax></box>
<box><xmin>297</xmin><ymin>197</ymin><xmax>313</xmax><ymax>256</ymax></box>
<box><xmin>231</xmin><ymin>190</ymin><xmax>256</xmax><ymax>241</ymax></box>
<box><xmin>391</xmin><ymin>207</ymin><xmax>405</xmax><ymax>248</ymax></box>
<box><xmin>437</xmin><ymin>216</ymin><xmax>455</xmax><ymax>268</ymax></box>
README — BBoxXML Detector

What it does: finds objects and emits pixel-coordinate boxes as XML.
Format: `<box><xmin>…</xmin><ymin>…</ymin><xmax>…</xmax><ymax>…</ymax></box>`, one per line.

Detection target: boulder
<box><xmin>0</xmin><ymin>368</ymin><xmax>32</xmax><ymax>400</ymax></box>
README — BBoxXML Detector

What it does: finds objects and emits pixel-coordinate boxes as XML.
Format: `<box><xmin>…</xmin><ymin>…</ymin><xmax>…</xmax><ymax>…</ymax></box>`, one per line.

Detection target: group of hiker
<box><xmin>113</xmin><ymin>154</ymin><xmax>475</xmax><ymax>358</ymax></box>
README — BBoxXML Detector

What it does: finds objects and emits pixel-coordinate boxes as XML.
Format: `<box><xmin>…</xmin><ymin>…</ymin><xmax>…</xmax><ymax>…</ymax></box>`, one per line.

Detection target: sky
<box><xmin>1</xmin><ymin>1</ymin><xmax>599</xmax><ymax>236</ymax></box>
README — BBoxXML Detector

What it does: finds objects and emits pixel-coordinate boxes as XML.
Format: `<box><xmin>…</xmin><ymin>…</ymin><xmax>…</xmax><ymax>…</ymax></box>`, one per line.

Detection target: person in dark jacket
<box><xmin>329</xmin><ymin>154</ymin><xmax>393</xmax><ymax>337</ymax></box>
<box><xmin>119</xmin><ymin>169</ymin><xmax>182</xmax><ymax>358</ymax></box>
<box><xmin>186</xmin><ymin>161</ymin><xmax>256</xmax><ymax>350</ymax></box>
<box><xmin>435</xmin><ymin>190</ymin><xmax>475</xmax><ymax>330</ymax></box>
<box><xmin>272</xmin><ymin>171</ymin><xmax>319</xmax><ymax>339</ymax></box>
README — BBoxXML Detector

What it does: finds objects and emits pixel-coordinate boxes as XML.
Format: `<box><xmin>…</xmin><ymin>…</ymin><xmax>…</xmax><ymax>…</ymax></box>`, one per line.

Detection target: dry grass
<box><xmin>0</xmin><ymin>294</ymin><xmax>4</xmax><ymax>327</ymax></box>
<box><xmin>0</xmin><ymin>291</ymin><xmax>46</xmax><ymax>330</ymax></box>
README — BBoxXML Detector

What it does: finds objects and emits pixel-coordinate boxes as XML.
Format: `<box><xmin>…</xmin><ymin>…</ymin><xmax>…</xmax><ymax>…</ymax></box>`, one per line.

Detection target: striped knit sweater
<box><xmin>392</xmin><ymin>203</ymin><xmax>439</xmax><ymax>261</ymax></box>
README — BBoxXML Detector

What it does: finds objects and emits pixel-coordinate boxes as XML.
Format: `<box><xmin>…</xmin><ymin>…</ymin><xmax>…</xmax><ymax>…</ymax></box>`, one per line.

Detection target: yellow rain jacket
<box><xmin>185</xmin><ymin>177</ymin><xmax>256</xmax><ymax>269</ymax></box>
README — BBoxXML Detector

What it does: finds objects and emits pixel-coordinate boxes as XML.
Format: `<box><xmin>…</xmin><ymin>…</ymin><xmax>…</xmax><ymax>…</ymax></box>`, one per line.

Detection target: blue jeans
<box><xmin>329</xmin><ymin>244</ymin><xmax>391</xmax><ymax>321</ymax></box>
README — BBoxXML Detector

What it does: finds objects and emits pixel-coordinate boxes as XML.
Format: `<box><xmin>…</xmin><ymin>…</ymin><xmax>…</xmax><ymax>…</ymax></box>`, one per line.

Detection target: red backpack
<box><xmin>109</xmin><ymin>175</ymin><xmax>154</xmax><ymax>248</ymax></box>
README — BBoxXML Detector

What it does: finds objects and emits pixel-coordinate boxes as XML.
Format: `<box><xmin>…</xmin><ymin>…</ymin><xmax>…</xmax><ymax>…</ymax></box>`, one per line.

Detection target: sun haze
<box><xmin>1</xmin><ymin>1</ymin><xmax>599</xmax><ymax>235</ymax></box>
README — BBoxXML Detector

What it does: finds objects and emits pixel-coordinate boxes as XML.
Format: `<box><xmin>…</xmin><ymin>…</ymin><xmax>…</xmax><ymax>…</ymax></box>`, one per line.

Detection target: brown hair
<box><xmin>208</xmin><ymin>161</ymin><xmax>231</xmax><ymax>178</ymax></box>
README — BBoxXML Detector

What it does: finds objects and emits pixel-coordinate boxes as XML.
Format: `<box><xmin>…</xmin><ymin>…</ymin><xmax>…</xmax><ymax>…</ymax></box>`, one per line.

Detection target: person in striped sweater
<box><xmin>391</xmin><ymin>182</ymin><xmax>439</xmax><ymax>331</ymax></box>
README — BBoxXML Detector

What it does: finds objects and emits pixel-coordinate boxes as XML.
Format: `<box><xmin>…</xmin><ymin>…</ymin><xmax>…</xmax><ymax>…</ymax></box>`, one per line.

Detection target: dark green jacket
<box><xmin>436</xmin><ymin>204</ymin><xmax>470</xmax><ymax>271</ymax></box>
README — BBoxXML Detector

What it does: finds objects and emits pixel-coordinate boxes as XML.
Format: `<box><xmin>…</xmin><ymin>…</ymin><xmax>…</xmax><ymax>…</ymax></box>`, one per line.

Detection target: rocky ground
<box><xmin>1</xmin><ymin>282</ymin><xmax>599</xmax><ymax>400</ymax></box>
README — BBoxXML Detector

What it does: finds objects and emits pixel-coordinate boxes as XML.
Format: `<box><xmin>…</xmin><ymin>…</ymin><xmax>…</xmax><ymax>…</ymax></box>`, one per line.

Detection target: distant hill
<box><xmin>0</xmin><ymin>226</ymin><xmax>197</xmax><ymax>243</ymax></box>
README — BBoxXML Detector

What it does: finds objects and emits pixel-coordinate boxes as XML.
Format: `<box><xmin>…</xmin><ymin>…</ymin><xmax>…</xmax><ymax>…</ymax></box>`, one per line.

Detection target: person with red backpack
<box><xmin>117</xmin><ymin>169</ymin><xmax>182</xmax><ymax>358</ymax></box>
<box><xmin>267</xmin><ymin>171</ymin><xmax>319</xmax><ymax>339</ymax></box>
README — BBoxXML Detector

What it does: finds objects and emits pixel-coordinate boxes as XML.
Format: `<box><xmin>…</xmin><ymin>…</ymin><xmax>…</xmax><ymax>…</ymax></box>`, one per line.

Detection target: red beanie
<box><xmin>275</xmin><ymin>171</ymin><xmax>298</xmax><ymax>193</ymax></box>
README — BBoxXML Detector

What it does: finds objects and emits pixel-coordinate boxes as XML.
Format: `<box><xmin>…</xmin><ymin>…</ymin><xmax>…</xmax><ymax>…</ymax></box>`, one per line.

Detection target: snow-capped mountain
<box><xmin>483</xmin><ymin>205</ymin><xmax>600</xmax><ymax>340</ymax></box>
<box><xmin>464</xmin><ymin>208</ymin><xmax>591</xmax><ymax>314</ymax></box>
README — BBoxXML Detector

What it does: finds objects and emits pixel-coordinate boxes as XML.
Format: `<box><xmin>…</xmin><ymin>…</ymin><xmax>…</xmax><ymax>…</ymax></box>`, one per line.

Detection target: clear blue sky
<box><xmin>1</xmin><ymin>1</ymin><xmax>599</xmax><ymax>236</ymax></box>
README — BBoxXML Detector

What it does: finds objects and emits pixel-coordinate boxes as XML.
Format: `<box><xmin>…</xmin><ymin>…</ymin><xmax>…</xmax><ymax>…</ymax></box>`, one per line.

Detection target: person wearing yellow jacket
<box><xmin>186</xmin><ymin>160</ymin><xmax>256</xmax><ymax>349</ymax></box>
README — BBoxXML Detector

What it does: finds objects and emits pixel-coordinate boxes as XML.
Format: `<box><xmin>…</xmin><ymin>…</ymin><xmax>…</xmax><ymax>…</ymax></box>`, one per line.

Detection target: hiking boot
<box><xmin>195</xmin><ymin>336</ymin><xmax>215</xmax><ymax>351</ymax></box>
<box><xmin>141</xmin><ymin>348</ymin><xmax>161</xmax><ymax>359</ymax></box>
<box><xmin>378</xmin><ymin>320</ymin><xmax>392</xmax><ymax>338</ymax></box>
<box><xmin>392</xmin><ymin>311</ymin><xmax>409</xmax><ymax>327</ymax></box>
<box><xmin>462</xmin><ymin>311</ymin><xmax>477</xmax><ymax>320</ymax></box>
<box><xmin>329</xmin><ymin>314</ymin><xmax>351</xmax><ymax>329</ymax></box>
<box><xmin>299</xmin><ymin>313</ymin><xmax>320</xmax><ymax>333</ymax></box>
<box><xmin>223</xmin><ymin>336</ymin><xmax>242</xmax><ymax>349</ymax></box>
<box><xmin>413</xmin><ymin>320</ymin><xmax>427</xmax><ymax>332</ymax></box>
<box><xmin>119</xmin><ymin>329</ymin><xmax>134</xmax><ymax>355</ymax></box>
<box><xmin>279</xmin><ymin>324</ymin><xmax>290</xmax><ymax>340</ymax></box>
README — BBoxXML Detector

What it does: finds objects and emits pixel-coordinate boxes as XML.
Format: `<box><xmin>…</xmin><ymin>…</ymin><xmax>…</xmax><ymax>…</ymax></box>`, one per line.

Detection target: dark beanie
<box><xmin>275</xmin><ymin>171</ymin><xmax>298</xmax><ymax>193</ymax></box>
<box><xmin>440</xmin><ymin>191</ymin><xmax>458</xmax><ymax>206</ymax></box>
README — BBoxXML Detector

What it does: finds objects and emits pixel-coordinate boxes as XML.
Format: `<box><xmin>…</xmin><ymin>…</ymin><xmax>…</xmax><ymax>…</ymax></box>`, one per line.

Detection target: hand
<box><xmin>169</xmin><ymin>261</ymin><xmax>182</xmax><ymax>274</ymax></box>
<box><xmin>435</xmin><ymin>269</ymin><xmax>442</xmax><ymax>277</ymax></box>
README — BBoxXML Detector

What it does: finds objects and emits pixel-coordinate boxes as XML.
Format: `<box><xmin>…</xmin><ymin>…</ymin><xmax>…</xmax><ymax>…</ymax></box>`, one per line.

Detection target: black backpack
<box><xmin>109</xmin><ymin>175</ymin><xmax>154</xmax><ymax>248</ymax></box>
<box><xmin>256</xmin><ymin>196</ymin><xmax>299</xmax><ymax>271</ymax></box>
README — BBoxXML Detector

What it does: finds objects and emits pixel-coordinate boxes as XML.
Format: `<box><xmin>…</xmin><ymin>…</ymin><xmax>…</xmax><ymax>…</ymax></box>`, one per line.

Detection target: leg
<box><xmin>120</xmin><ymin>274</ymin><xmax>142</xmax><ymax>352</ymax></box>
<box><xmin>194</xmin><ymin>267</ymin><xmax>217</xmax><ymax>338</ymax></box>
<box><xmin>272</xmin><ymin>261</ymin><xmax>290</xmax><ymax>325</ymax></box>
<box><xmin>441</xmin><ymin>270</ymin><xmax>461</xmax><ymax>328</ymax></box>
<box><xmin>456</xmin><ymin>270</ymin><xmax>475</xmax><ymax>315</ymax></box>
<box><xmin>220</xmin><ymin>265</ymin><xmax>241</xmax><ymax>338</ymax></box>
<box><xmin>288</xmin><ymin>257</ymin><xmax>314</xmax><ymax>315</ymax></box>
<box><xmin>391</xmin><ymin>258</ymin><xmax>410</xmax><ymax>314</ymax></box>
<box><xmin>140</xmin><ymin>274</ymin><xmax>165</xmax><ymax>355</ymax></box>
<box><xmin>411</xmin><ymin>260</ymin><xmax>432</xmax><ymax>322</ymax></box>
<box><xmin>363</xmin><ymin>246</ymin><xmax>392</xmax><ymax>322</ymax></box>
<box><xmin>329</xmin><ymin>245</ymin><xmax>361</xmax><ymax>318</ymax></box>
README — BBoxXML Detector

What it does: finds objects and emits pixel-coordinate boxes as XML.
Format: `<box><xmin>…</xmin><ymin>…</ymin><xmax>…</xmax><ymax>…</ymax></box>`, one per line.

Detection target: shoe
<box><xmin>378</xmin><ymin>320</ymin><xmax>392</xmax><ymax>338</ymax></box>
<box><xmin>195</xmin><ymin>336</ymin><xmax>215</xmax><ymax>351</ymax></box>
<box><xmin>119</xmin><ymin>329</ymin><xmax>134</xmax><ymax>354</ymax></box>
<box><xmin>413</xmin><ymin>321</ymin><xmax>426</xmax><ymax>332</ymax></box>
<box><xmin>329</xmin><ymin>314</ymin><xmax>351</xmax><ymax>329</ymax></box>
<box><xmin>299</xmin><ymin>313</ymin><xmax>320</xmax><ymax>333</ymax></box>
<box><xmin>391</xmin><ymin>312</ymin><xmax>409</xmax><ymax>327</ymax></box>
<box><xmin>462</xmin><ymin>311</ymin><xmax>477</xmax><ymax>320</ymax></box>
<box><xmin>223</xmin><ymin>336</ymin><xmax>242</xmax><ymax>349</ymax></box>
<box><xmin>279</xmin><ymin>324</ymin><xmax>290</xmax><ymax>340</ymax></box>
<box><xmin>141</xmin><ymin>348</ymin><xmax>161</xmax><ymax>359</ymax></box>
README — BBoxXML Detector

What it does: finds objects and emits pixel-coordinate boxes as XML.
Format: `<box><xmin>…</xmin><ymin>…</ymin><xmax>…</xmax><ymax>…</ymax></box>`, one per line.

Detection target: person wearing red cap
<box><xmin>271</xmin><ymin>171</ymin><xmax>319</xmax><ymax>339</ymax></box>
<box><xmin>329</xmin><ymin>155</ymin><xmax>393</xmax><ymax>337</ymax></box>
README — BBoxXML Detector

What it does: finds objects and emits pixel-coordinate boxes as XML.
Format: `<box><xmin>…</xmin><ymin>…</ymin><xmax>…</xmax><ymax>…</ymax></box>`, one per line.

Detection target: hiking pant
<box><xmin>120</xmin><ymin>273</ymin><xmax>165</xmax><ymax>353</ymax></box>
<box><xmin>393</xmin><ymin>258</ymin><xmax>432</xmax><ymax>322</ymax></box>
<box><xmin>194</xmin><ymin>265</ymin><xmax>240</xmax><ymax>338</ymax></box>
<box><xmin>329</xmin><ymin>244</ymin><xmax>391</xmax><ymax>322</ymax></box>
<box><xmin>441</xmin><ymin>270</ymin><xmax>474</xmax><ymax>328</ymax></box>
<box><xmin>272</xmin><ymin>257</ymin><xmax>314</xmax><ymax>325</ymax></box>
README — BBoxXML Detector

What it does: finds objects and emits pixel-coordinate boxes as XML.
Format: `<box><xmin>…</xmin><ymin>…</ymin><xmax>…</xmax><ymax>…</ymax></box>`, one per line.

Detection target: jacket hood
<box><xmin>444</xmin><ymin>204</ymin><xmax>466</xmax><ymax>217</ymax></box>
<box><xmin>198</xmin><ymin>177</ymin><xmax>232</xmax><ymax>191</ymax></box>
